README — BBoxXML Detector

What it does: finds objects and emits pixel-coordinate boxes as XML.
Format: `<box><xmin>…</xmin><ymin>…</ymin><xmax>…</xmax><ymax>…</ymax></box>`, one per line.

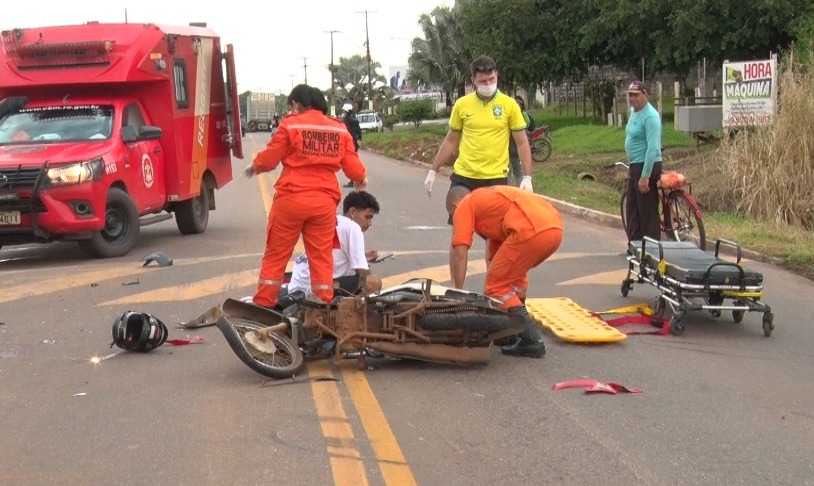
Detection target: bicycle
<box><xmin>530</xmin><ymin>125</ymin><xmax>552</xmax><ymax>163</ymax></box>
<box><xmin>615</xmin><ymin>162</ymin><xmax>707</xmax><ymax>250</ymax></box>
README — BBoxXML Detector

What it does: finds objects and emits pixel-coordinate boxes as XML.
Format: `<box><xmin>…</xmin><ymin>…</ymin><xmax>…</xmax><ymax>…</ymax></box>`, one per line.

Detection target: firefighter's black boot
<box><xmin>501</xmin><ymin>306</ymin><xmax>546</xmax><ymax>358</ymax></box>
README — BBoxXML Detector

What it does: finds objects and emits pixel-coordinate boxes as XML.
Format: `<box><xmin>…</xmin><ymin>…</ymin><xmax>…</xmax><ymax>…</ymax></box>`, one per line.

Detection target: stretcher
<box><xmin>620</xmin><ymin>237</ymin><xmax>774</xmax><ymax>336</ymax></box>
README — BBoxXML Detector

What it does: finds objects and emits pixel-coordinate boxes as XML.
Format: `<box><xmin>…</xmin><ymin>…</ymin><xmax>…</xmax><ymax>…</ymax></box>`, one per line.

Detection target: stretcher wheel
<box><xmin>732</xmin><ymin>309</ymin><xmax>745</xmax><ymax>323</ymax></box>
<box><xmin>620</xmin><ymin>279</ymin><xmax>632</xmax><ymax>297</ymax></box>
<box><xmin>669</xmin><ymin>313</ymin><xmax>685</xmax><ymax>336</ymax></box>
<box><xmin>710</xmin><ymin>310</ymin><xmax>722</xmax><ymax>318</ymax></box>
<box><xmin>762</xmin><ymin>312</ymin><xmax>774</xmax><ymax>337</ymax></box>
<box><xmin>651</xmin><ymin>296</ymin><xmax>667</xmax><ymax>328</ymax></box>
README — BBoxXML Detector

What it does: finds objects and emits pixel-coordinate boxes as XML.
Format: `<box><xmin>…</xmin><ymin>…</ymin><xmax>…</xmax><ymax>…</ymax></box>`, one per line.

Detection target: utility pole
<box><xmin>289</xmin><ymin>74</ymin><xmax>295</xmax><ymax>90</ymax></box>
<box><xmin>324</xmin><ymin>30</ymin><xmax>340</xmax><ymax>116</ymax></box>
<box><xmin>356</xmin><ymin>10</ymin><xmax>377</xmax><ymax>110</ymax></box>
<box><xmin>301</xmin><ymin>57</ymin><xmax>309</xmax><ymax>85</ymax></box>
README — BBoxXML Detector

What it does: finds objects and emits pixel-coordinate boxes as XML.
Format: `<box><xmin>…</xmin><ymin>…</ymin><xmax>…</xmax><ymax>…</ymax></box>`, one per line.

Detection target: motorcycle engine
<box><xmin>334</xmin><ymin>296</ymin><xmax>366</xmax><ymax>334</ymax></box>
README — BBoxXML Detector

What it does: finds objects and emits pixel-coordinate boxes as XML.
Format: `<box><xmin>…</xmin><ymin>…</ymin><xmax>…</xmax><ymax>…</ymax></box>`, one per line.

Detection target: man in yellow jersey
<box><xmin>424</xmin><ymin>55</ymin><xmax>534</xmax><ymax>223</ymax></box>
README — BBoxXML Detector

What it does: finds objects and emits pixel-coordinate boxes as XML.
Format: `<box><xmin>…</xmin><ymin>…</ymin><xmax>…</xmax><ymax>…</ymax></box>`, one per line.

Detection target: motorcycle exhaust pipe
<box><xmin>367</xmin><ymin>342</ymin><xmax>491</xmax><ymax>365</ymax></box>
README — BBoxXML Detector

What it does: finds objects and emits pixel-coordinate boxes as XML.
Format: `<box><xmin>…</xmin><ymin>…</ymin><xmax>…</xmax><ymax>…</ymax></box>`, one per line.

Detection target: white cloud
<box><xmin>1</xmin><ymin>0</ymin><xmax>453</xmax><ymax>94</ymax></box>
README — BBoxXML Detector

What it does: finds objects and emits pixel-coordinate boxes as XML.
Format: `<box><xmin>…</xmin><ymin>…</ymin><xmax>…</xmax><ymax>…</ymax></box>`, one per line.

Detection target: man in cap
<box><xmin>624</xmin><ymin>80</ymin><xmax>663</xmax><ymax>242</ymax></box>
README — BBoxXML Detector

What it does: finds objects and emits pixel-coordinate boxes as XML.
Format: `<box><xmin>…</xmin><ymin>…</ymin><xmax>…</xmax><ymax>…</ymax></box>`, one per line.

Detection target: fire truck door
<box><xmin>121</xmin><ymin>103</ymin><xmax>166</xmax><ymax>212</ymax></box>
<box><xmin>223</xmin><ymin>44</ymin><xmax>243</xmax><ymax>159</ymax></box>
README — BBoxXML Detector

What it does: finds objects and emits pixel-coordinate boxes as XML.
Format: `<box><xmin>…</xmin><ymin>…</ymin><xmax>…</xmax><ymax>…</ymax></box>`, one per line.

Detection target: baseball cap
<box><xmin>627</xmin><ymin>81</ymin><xmax>648</xmax><ymax>94</ymax></box>
<box><xmin>342</xmin><ymin>103</ymin><xmax>353</xmax><ymax>112</ymax></box>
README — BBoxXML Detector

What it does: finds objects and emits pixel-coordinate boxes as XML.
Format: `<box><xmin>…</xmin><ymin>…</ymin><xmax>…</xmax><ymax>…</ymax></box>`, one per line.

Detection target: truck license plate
<box><xmin>0</xmin><ymin>211</ymin><xmax>21</xmax><ymax>225</ymax></box>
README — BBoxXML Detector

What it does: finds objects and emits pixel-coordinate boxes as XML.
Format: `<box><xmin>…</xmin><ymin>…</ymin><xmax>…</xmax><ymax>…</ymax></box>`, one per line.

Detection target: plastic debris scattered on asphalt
<box><xmin>166</xmin><ymin>336</ymin><xmax>206</xmax><ymax>346</ymax></box>
<box><xmin>140</xmin><ymin>251</ymin><xmax>173</xmax><ymax>267</ymax></box>
<box><xmin>73</xmin><ymin>393</ymin><xmax>87</xmax><ymax>397</ymax></box>
<box><xmin>553</xmin><ymin>379</ymin><xmax>642</xmax><ymax>395</ymax></box>
<box><xmin>121</xmin><ymin>279</ymin><xmax>140</xmax><ymax>286</ymax></box>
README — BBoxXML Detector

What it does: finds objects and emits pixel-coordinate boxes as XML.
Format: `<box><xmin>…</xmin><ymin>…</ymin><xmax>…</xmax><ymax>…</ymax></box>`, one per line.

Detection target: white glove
<box><xmin>424</xmin><ymin>170</ymin><xmax>436</xmax><ymax>197</ymax></box>
<box><xmin>354</xmin><ymin>177</ymin><xmax>368</xmax><ymax>192</ymax></box>
<box><xmin>243</xmin><ymin>164</ymin><xmax>256</xmax><ymax>178</ymax></box>
<box><xmin>519</xmin><ymin>175</ymin><xmax>534</xmax><ymax>192</ymax></box>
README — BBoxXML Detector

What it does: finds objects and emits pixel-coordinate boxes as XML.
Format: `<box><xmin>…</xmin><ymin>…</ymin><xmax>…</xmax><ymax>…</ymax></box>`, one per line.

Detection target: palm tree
<box><xmin>333</xmin><ymin>54</ymin><xmax>387</xmax><ymax>111</ymax></box>
<box><xmin>408</xmin><ymin>6</ymin><xmax>471</xmax><ymax>107</ymax></box>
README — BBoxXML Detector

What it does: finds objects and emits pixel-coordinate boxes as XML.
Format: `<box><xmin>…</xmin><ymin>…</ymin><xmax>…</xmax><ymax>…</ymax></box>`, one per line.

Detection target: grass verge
<box><xmin>364</xmin><ymin>116</ymin><xmax>814</xmax><ymax>281</ymax></box>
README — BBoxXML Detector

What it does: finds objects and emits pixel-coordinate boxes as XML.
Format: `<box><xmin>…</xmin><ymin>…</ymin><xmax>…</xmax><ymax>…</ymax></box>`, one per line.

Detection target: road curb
<box><xmin>362</xmin><ymin>148</ymin><xmax>779</xmax><ymax>264</ymax></box>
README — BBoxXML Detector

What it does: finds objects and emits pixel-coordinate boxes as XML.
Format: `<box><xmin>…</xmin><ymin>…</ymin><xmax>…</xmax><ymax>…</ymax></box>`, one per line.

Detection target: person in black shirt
<box><xmin>341</xmin><ymin>102</ymin><xmax>363</xmax><ymax>187</ymax></box>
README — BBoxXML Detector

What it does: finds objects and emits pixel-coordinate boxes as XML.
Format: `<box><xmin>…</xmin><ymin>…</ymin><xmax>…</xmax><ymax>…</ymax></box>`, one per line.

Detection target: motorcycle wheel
<box><xmin>531</xmin><ymin>138</ymin><xmax>552</xmax><ymax>163</ymax></box>
<box><xmin>216</xmin><ymin>315</ymin><xmax>305</xmax><ymax>379</ymax></box>
<box><xmin>418</xmin><ymin>313</ymin><xmax>515</xmax><ymax>332</ymax></box>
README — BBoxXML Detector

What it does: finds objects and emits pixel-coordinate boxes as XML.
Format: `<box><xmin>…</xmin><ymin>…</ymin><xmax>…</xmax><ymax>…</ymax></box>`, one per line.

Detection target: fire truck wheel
<box><xmin>79</xmin><ymin>188</ymin><xmax>140</xmax><ymax>258</ymax></box>
<box><xmin>175</xmin><ymin>179</ymin><xmax>210</xmax><ymax>234</ymax></box>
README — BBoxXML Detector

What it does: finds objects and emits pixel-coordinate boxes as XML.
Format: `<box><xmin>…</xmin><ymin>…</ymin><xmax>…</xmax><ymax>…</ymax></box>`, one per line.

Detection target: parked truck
<box><xmin>246</xmin><ymin>91</ymin><xmax>276</xmax><ymax>132</ymax></box>
<box><xmin>0</xmin><ymin>22</ymin><xmax>243</xmax><ymax>257</ymax></box>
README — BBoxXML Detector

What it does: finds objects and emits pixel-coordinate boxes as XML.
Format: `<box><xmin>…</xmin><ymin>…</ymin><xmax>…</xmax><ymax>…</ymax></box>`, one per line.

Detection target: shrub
<box><xmin>399</xmin><ymin>100</ymin><xmax>434</xmax><ymax>128</ymax></box>
<box><xmin>383</xmin><ymin>114</ymin><xmax>399</xmax><ymax>132</ymax></box>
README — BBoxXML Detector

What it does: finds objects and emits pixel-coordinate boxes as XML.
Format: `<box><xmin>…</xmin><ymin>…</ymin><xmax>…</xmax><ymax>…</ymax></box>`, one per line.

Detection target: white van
<box><xmin>357</xmin><ymin>111</ymin><xmax>383</xmax><ymax>133</ymax></box>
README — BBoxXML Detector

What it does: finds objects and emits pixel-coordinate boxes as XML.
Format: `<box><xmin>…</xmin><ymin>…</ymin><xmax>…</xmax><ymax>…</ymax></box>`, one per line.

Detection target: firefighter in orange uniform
<box><xmin>447</xmin><ymin>185</ymin><xmax>563</xmax><ymax>358</ymax></box>
<box><xmin>245</xmin><ymin>84</ymin><xmax>368</xmax><ymax>307</ymax></box>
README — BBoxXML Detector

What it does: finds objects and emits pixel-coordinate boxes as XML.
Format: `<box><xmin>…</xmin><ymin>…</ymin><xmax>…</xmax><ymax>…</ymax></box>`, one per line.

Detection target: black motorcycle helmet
<box><xmin>111</xmin><ymin>311</ymin><xmax>169</xmax><ymax>352</ymax></box>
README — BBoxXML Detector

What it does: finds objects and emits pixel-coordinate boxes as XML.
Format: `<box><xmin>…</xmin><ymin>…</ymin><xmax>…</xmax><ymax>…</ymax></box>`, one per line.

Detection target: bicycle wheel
<box><xmin>666</xmin><ymin>191</ymin><xmax>706</xmax><ymax>250</ymax></box>
<box><xmin>531</xmin><ymin>138</ymin><xmax>552</xmax><ymax>163</ymax></box>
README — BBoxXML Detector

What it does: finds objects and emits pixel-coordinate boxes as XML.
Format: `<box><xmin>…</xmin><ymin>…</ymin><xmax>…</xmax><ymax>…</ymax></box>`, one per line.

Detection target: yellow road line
<box><xmin>97</xmin><ymin>261</ymin><xmax>295</xmax><ymax>306</ymax></box>
<box><xmin>324</xmin><ymin>262</ymin><xmax>487</xmax><ymax>486</ymax></box>
<box><xmin>0</xmin><ymin>254</ymin><xmax>260</xmax><ymax>305</ymax></box>
<box><xmin>309</xmin><ymin>361</ymin><xmax>370</xmax><ymax>486</ymax></box>
<box><xmin>341</xmin><ymin>367</ymin><xmax>417</xmax><ymax>486</ymax></box>
<box><xmin>558</xmin><ymin>268</ymin><xmax>630</xmax><ymax>286</ymax></box>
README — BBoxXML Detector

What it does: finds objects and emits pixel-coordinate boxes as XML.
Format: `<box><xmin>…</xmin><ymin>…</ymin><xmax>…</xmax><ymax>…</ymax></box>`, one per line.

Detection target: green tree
<box><xmin>333</xmin><ymin>54</ymin><xmax>387</xmax><ymax>111</ymax></box>
<box><xmin>408</xmin><ymin>6</ymin><xmax>471</xmax><ymax>105</ymax></box>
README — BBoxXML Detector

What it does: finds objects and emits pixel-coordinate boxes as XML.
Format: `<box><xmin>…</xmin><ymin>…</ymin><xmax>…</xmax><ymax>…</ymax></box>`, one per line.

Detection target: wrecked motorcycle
<box><xmin>216</xmin><ymin>278</ymin><xmax>526</xmax><ymax>379</ymax></box>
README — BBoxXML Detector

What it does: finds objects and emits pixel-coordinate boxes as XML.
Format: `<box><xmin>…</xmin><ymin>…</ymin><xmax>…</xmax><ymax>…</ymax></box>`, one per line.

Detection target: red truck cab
<box><xmin>0</xmin><ymin>22</ymin><xmax>243</xmax><ymax>257</ymax></box>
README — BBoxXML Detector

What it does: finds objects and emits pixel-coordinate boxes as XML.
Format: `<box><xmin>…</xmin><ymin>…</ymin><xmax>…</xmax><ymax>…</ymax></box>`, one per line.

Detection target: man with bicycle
<box><xmin>624</xmin><ymin>80</ymin><xmax>663</xmax><ymax>241</ymax></box>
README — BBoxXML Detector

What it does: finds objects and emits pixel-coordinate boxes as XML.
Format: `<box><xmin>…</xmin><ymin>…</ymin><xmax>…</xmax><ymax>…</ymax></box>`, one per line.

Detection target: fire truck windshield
<box><xmin>0</xmin><ymin>105</ymin><xmax>114</xmax><ymax>145</ymax></box>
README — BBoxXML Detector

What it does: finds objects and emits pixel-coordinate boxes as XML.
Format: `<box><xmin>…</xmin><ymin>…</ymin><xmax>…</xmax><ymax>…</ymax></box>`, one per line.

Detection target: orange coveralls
<box><xmin>451</xmin><ymin>186</ymin><xmax>563</xmax><ymax>308</ymax></box>
<box><xmin>252</xmin><ymin>109</ymin><xmax>367</xmax><ymax>307</ymax></box>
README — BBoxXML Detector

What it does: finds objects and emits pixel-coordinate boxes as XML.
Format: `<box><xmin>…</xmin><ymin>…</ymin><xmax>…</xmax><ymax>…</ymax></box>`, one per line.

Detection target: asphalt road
<box><xmin>1</xmin><ymin>132</ymin><xmax>813</xmax><ymax>485</ymax></box>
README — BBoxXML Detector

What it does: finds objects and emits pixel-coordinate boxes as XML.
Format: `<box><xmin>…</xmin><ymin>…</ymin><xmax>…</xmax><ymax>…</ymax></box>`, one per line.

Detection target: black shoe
<box><xmin>501</xmin><ymin>339</ymin><xmax>546</xmax><ymax>358</ymax></box>
<box><xmin>493</xmin><ymin>335</ymin><xmax>520</xmax><ymax>346</ymax></box>
<box><xmin>344</xmin><ymin>181</ymin><xmax>354</xmax><ymax>188</ymax></box>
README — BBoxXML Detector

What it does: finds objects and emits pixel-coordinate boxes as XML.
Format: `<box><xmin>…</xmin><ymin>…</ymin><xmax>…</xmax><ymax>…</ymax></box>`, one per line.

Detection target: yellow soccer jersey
<box><xmin>449</xmin><ymin>91</ymin><xmax>527</xmax><ymax>179</ymax></box>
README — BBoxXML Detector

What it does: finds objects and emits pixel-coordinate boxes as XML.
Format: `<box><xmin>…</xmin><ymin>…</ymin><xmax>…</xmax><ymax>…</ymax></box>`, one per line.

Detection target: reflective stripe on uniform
<box><xmin>312</xmin><ymin>284</ymin><xmax>333</xmax><ymax>291</ymax></box>
<box><xmin>497</xmin><ymin>292</ymin><xmax>517</xmax><ymax>303</ymax></box>
<box><xmin>258</xmin><ymin>278</ymin><xmax>283</xmax><ymax>286</ymax></box>
<box><xmin>287</xmin><ymin>124</ymin><xmax>350</xmax><ymax>133</ymax></box>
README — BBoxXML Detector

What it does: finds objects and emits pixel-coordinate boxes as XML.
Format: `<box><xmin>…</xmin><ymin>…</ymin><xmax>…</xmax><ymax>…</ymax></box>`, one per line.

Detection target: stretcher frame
<box><xmin>621</xmin><ymin>236</ymin><xmax>774</xmax><ymax>336</ymax></box>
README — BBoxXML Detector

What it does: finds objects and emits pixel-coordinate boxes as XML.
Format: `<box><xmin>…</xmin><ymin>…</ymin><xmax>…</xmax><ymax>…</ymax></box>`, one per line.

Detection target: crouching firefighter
<box><xmin>446</xmin><ymin>185</ymin><xmax>564</xmax><ymax>358</ymax></box>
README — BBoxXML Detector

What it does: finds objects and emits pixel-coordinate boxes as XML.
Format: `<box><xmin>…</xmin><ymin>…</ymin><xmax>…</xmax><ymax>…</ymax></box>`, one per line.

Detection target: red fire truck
<box><xmin>0</xmin><ymin>22</ymin><xmax>243</xmax><ymax>257</ymax></box>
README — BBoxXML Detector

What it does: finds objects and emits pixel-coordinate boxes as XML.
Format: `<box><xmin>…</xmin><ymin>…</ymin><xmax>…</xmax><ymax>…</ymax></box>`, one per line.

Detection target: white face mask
<box><xmin>476</xmin><ymin>83</ymin><xmax>497</xmax><ymax>98</ymax></box>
